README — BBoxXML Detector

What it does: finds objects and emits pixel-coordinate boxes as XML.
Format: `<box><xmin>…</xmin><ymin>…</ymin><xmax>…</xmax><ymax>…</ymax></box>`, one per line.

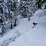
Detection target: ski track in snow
<box><xmin>0</xmin><ymin>29</ymin><xmax>22</xmax><ymax>46</ymax></box>
<box><xmin>0</xmin><ymin>26</ymin><xmax>33</xmax><ymax>46</ymax></box>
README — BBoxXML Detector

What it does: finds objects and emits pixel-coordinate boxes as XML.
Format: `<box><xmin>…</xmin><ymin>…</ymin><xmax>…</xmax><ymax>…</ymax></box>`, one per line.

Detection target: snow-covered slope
<box><xmin>0</xmin><ymin>9</ymin><xmax>46</xmax><ymax>46</ymax></box>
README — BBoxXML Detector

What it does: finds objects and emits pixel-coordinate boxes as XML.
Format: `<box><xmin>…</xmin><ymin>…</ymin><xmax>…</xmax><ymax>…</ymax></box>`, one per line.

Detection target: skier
<box><xmin>32</xmin><ymin>22</ymin><xmax>37</xmax><ymax>28</ymax></box>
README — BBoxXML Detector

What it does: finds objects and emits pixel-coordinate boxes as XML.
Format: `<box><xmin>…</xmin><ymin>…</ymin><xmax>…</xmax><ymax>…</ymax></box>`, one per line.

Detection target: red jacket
<box><xmin>33</xmin><ymin>22</ymin><xmax>37</xmax><ymax>26</ymax></box>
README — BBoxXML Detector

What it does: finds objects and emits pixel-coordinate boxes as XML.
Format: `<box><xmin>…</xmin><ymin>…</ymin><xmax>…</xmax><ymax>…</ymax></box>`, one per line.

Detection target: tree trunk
<box><xmin>11</xmin><ymin>23</ymin><xmax>12</xmax><ymax>29</ymax></box>
<box><xmin>28</xmin><ymin>16</ymin><xmax>30</xmax><ymax>21</ymax></box>
<box><xmin>14</xmin><ymin>19</ymin><xmax>17</xmax><ymax>26</ymax></box>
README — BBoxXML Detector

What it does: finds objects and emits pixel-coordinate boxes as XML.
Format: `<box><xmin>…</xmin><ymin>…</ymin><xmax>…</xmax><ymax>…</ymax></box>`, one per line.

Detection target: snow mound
<box><xmin>33</xmin><ymin>9</ymin><xmax>46</xmax><ymax>17</ymax></box>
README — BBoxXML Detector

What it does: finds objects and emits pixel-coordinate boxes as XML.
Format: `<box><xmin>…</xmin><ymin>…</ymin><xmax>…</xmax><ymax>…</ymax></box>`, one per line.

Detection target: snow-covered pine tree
<box><xmin>0</xmin><ymin>0</ymin><xmax>6</xmax><ymax>36</ymax></box>
<box><xmin>6</xmin><ymin>0</ymin><xmax>18</xmax><ymax>28</ymax></box>
<box><xmin>19</xmin><ymin>0</ymin><xmax>34</xmax><ymax>21</ymax></box>
<box><xmin>35</xmin><ymin>0</ymin><xmax>46</xmax><ymax>9</ymax></box>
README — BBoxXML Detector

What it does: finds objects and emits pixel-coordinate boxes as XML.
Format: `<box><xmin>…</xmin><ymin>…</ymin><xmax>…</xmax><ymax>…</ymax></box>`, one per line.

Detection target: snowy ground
<box><xmin>0</xmin><ymin>9</ymin><xmax>46</xmax><ymax>46</ymax></box>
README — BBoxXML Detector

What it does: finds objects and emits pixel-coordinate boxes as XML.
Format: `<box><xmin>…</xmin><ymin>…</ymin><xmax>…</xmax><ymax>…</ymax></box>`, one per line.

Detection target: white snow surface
<box><xmin>0</xmin><ymin>9</ymin><xmax>46</xmax><ymax>46</ymax></box>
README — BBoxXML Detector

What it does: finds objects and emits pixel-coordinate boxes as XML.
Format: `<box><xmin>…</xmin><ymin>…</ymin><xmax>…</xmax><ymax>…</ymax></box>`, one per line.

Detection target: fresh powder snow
<box><xmin>0</xmin><ymin>9</ymin><xmax>46</xmax><ymax>46</ymax></box>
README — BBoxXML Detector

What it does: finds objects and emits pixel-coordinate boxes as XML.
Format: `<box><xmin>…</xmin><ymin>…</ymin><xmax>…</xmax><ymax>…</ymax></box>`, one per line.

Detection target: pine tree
<box><xmin>35</xmin><ymin>0</ymin><xmax>46</xmax><ymax>9</ymax></box>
